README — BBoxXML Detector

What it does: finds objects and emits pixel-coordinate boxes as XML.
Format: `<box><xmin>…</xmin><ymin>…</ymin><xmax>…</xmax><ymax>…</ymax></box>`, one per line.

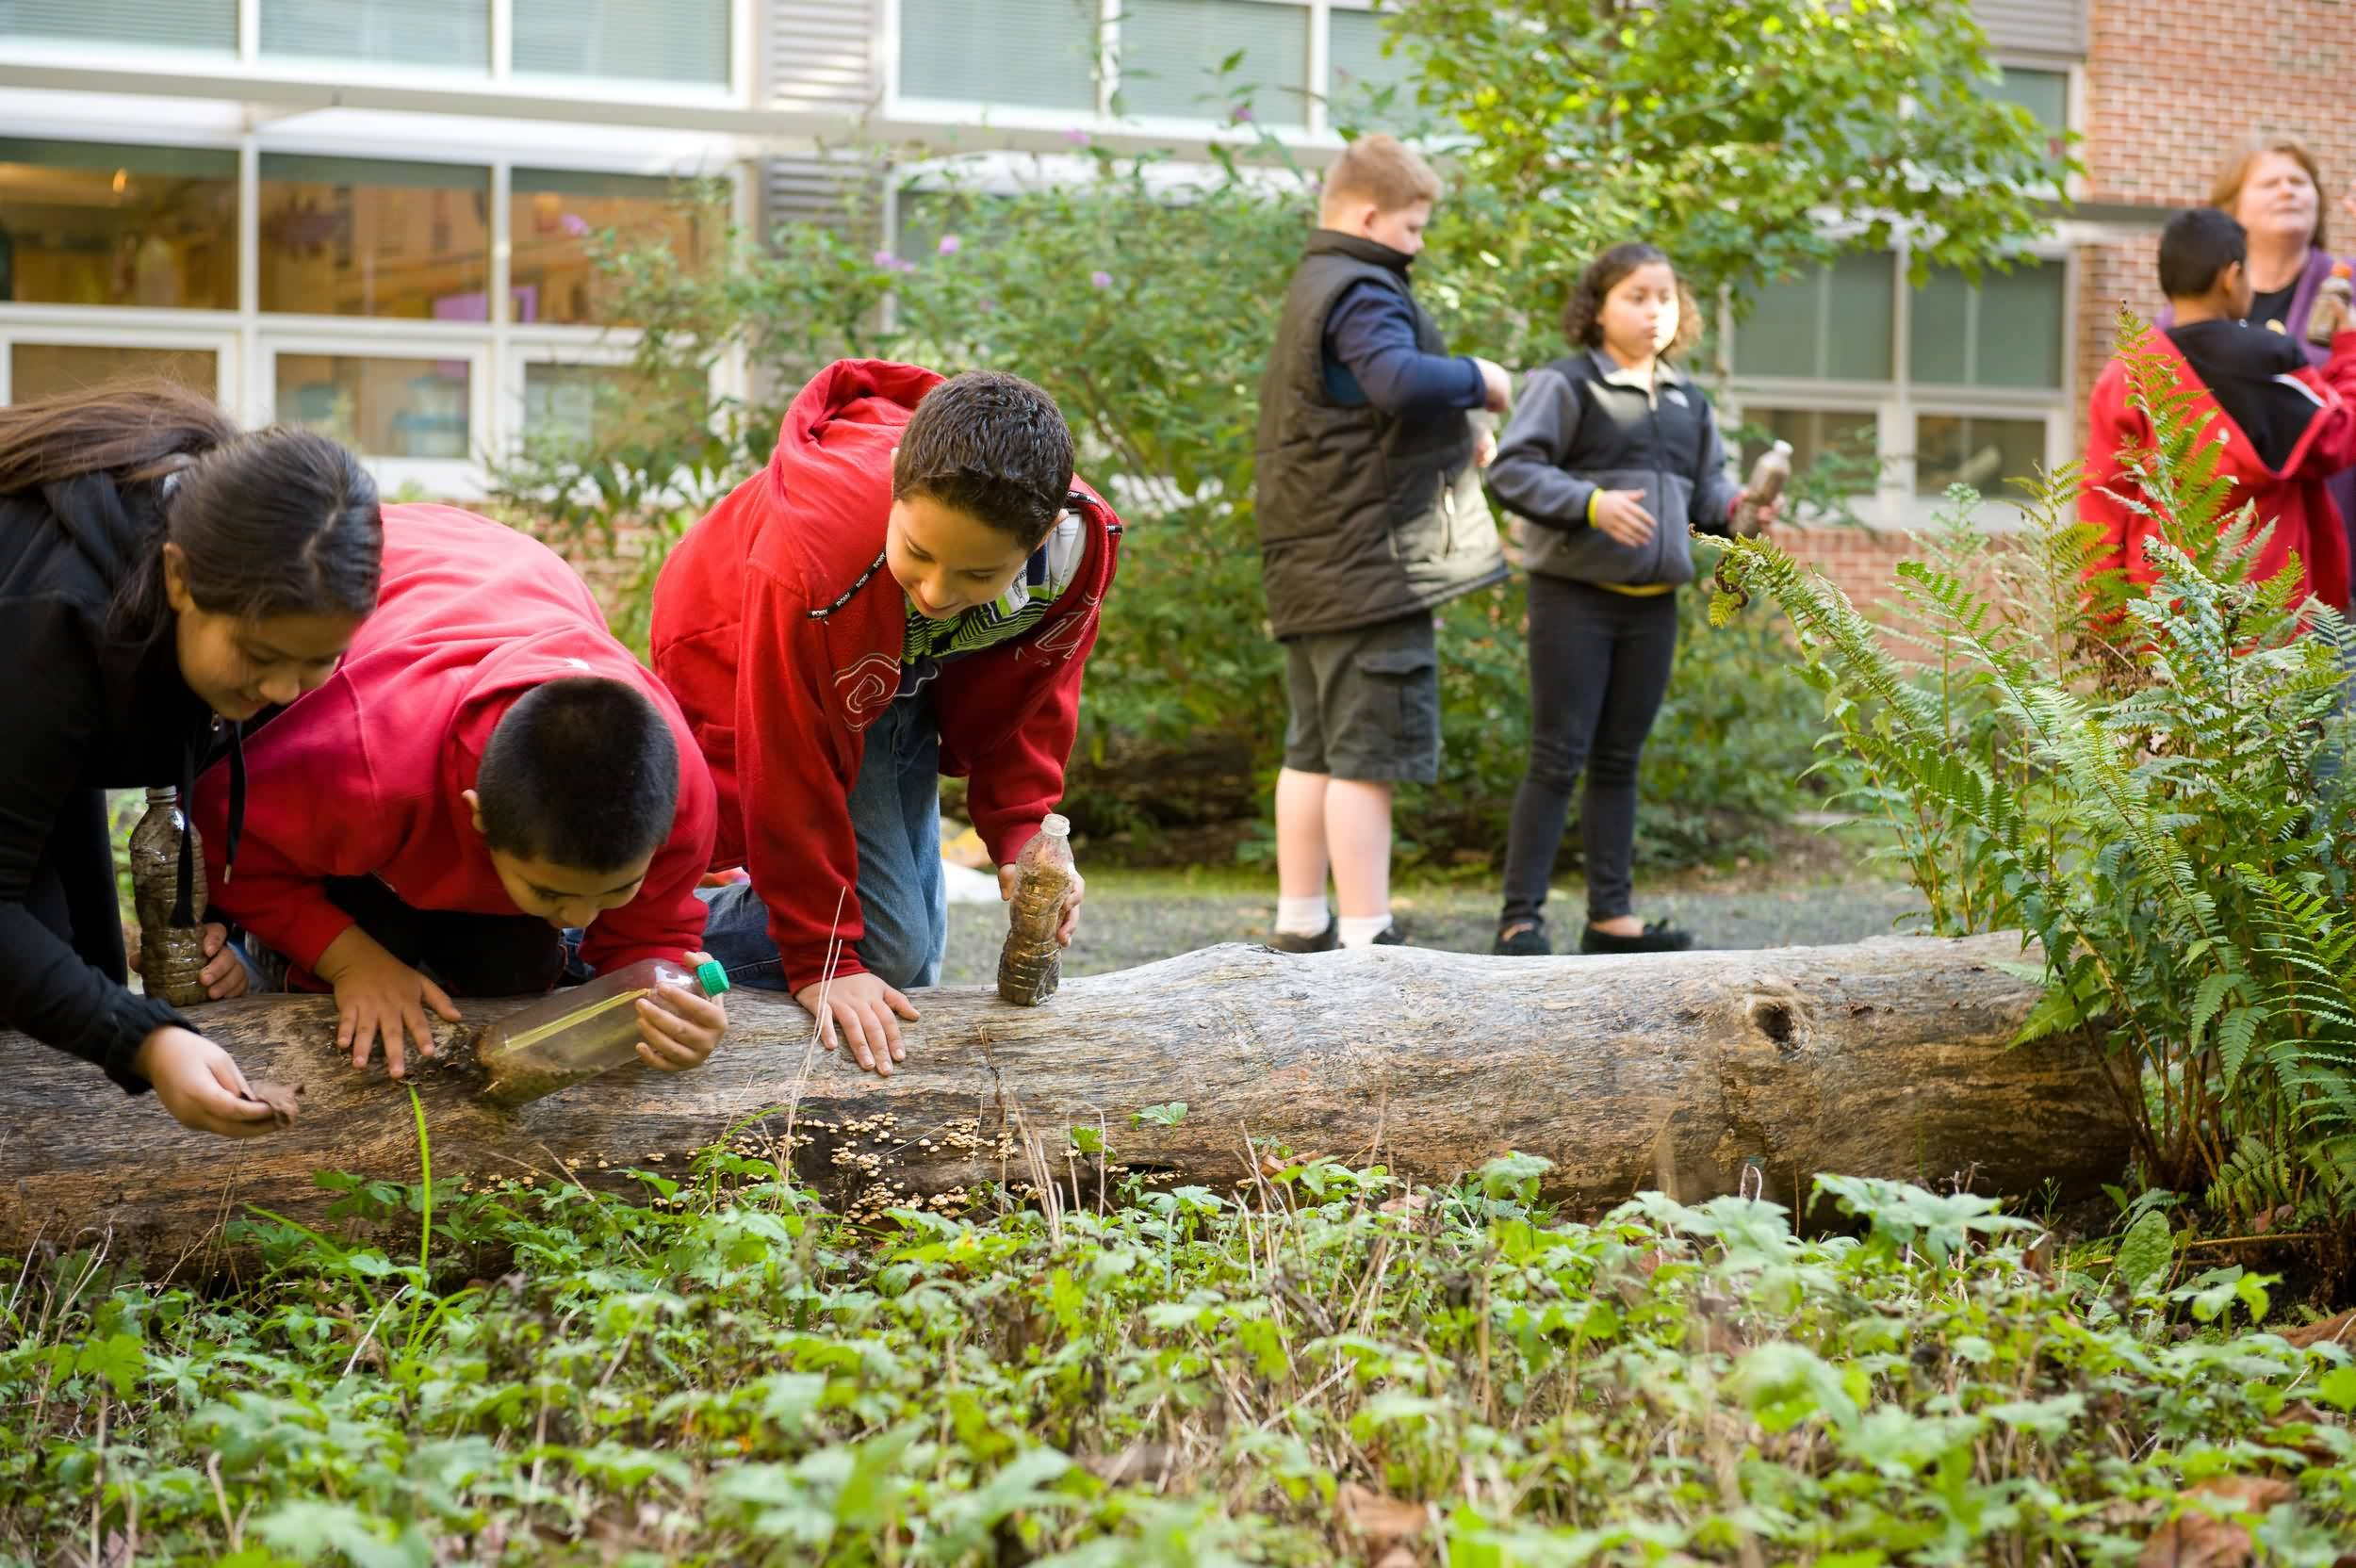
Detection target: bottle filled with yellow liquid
<box><xmin>476</xmin><ymin>957</ymin><xmax>730</xmax><ymax>1105</ymax></box>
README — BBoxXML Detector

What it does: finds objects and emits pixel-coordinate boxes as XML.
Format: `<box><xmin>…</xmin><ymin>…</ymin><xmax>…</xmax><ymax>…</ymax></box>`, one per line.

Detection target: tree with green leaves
<box><xmin>1374</xmin><ymin>0</ymin><xmax>2071</xmax><ymax>366</ymax></box>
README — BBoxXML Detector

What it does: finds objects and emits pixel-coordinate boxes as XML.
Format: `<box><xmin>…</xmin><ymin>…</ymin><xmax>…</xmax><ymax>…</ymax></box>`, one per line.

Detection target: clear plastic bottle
<box><xmin>997</xmin><ymin>814</ymin><xmax>1074</xmax><ymax>1006</ymax></box>
<box><xmin>128</xmin><ymin>786</ymin><xmax>210</xmax><ymax>1006</ymax></box>
<box><xmin>1737</xmin><ymin>440</ymin><xmax>1792</xmax><ymax>537</ymax></box>
<box><xmin>476</xmin><ymin>956</ymin><xmax>730</xmax><ymax>1106</ymax></box>
<box><xmin>2307</xmin><ymin>262</ymin><xmax>2353</xmax><ymax>347</ymax></box>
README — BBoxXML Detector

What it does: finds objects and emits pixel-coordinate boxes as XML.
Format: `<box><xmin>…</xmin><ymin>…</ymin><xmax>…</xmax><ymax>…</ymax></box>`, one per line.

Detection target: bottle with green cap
<box><xmin>475</xmin><ymin>956</ymin><xmax>732</xmax><ymax>1106</ymax></box>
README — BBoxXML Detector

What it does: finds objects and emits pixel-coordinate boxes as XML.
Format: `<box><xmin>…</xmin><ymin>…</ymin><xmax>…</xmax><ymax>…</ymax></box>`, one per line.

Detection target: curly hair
<box><xmin>1561</xmin><ymin>241</ymin><xmax>1704</xmax><ymax>358</ymax></box>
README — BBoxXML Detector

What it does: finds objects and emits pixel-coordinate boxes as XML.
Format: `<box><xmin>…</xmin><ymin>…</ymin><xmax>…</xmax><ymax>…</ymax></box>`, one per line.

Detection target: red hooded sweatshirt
<box><xmin>2084</xmin><ymin>323</ymin><xmax>2356</xmax><ymax>612</ymax></box>
<box><xmin>193</xmin><ymin>504</ymin><xmax>718</xmax><ymax>985</ymax></box>
<box><xmin>649</xmin><ymin>360</ymin><xmax>1122</xmax><ymax>995</ymax></box>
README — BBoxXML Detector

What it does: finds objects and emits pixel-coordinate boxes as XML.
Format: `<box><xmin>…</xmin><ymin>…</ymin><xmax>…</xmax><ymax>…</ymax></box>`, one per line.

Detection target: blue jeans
<box><xmin>696</xmin><ymin>692</ymin><xmax>947</xmax><ymax>992</ymax></box>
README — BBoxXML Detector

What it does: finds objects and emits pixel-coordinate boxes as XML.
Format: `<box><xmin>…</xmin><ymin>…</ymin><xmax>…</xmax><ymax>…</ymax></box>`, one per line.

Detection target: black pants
<box><xmin>1499</xmin><ymin>576</ymin><xmax>1679</xmax><ymax>926</ymax></box>
<box><xmin>323</xmin><ymin>876</ymin><xmax>564</xmax><ymax>998</ymax></box>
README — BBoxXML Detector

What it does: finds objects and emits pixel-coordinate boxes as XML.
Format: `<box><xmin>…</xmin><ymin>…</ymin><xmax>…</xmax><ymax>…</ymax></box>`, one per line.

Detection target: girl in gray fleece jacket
<box><xmin>1487</xmin><ymin>241</ymin><xmax>1780</xmax><ymax>956</ymax></box>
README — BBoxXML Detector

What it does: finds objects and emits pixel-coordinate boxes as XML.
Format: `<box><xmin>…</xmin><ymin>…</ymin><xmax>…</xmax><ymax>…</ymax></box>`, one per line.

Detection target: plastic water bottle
<box><xmin>997</xmin><ymin>815</ymin><xmax>1074</xmax><ymax>1006</ymax></box>
<box><xmin>2307</xmin><ymin>262</ymin><xmax>2353</xmax><ymax>347</ymax></box>
<box><xmin>128</xmin><ymin>787</ymin><xmax>209</xmax><ymax>1006</ymax></box>
<box><xmin>1737</xmin><ymin>440</ymin><xmax>1792</xmax><ymax>537</ymax></box>
<box><xmin>476</xmin><ymin>956</ymin><xmax>730</xmax><ymax>1105</ymax></box>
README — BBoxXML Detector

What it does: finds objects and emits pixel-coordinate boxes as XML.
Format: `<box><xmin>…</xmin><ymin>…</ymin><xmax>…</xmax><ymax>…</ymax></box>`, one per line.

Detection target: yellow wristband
<box><xmin>1585</xmin><ymin>489</ymin><xmax>1601</xmax><ymax>524</ymax></box>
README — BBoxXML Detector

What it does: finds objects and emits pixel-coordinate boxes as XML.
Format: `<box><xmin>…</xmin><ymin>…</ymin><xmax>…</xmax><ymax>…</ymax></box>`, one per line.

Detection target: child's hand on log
<box><xmin>794</xmin><ymin>972</ymin><xmax>919</xmax><ymax>1077</ymax></box>
<box><xmin>313</xmin><ymin>927</ymin><xmax>462</xmax><ymax>1079</ymax></box>
<box><xmin>198</xmin><ymin>923</ymin><xmax>249</xmax><ymax>1002</ymax></box>
<box><xmin>997</xmin><ymin>864</ymin><xmax>1088</xmax><ymax>946</ymax></box>
<box><xmin>635</xmin><ymin>951</ymin><xmax>727</xmax><ymax>1072</ymax></box>
<box><xmin>133</xmin><ymin>1026</ymin><xmax>279</xmax><ymax>1139</ymax></box>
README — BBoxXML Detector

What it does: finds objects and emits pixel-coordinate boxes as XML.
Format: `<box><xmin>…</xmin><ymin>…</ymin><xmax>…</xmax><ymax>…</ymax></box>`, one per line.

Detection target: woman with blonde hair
<box><xmin>2205</xmin><ymin>138</ymin><xmax>2356</xmax><ymax>567</ymax></box>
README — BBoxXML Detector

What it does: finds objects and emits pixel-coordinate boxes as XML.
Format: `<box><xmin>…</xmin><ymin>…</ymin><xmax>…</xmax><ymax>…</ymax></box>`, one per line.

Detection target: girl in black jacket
<box><xmin>1487</xmin><ymin>242</ymin><xmax>1783</xmax><ymax>956</ymax></box>
<box><xmin>0</xmin><ymin>381</ymin><xmax>381</xmax><ymax>1136</ymax></box>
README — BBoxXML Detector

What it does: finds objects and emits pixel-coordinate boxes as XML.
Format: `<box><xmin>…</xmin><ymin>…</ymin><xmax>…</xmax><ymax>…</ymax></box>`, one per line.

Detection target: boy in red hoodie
<box><xmin>2086</xmin><ymin>205</ymin><xmax>2356</xmax><ymax>612</ymax></box>
<box><xmin>651</xmin><ymin>363</ymin><xmax>1121</xmax><ymax>1077</ymax></box>
<box><xmin>194</xmin><ymin>504</ymin><xmax>728</xmax><ymax>1078</ymax></box>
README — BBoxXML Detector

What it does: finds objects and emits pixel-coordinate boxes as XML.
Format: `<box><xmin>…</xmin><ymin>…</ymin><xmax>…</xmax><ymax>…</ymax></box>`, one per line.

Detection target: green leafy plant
<box><xmin>1710</xmin><ymin>311</ymin><xmax>2356</xmax><ymax>1218</ymax></box>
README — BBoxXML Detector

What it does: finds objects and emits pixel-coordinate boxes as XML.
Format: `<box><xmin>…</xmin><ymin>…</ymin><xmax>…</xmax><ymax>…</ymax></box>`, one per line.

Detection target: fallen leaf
<box><xmin>2280</xmin><ymin>1310</ymin><xmax>2355</xmax><ymax>1349</ymax></box>
<box><xmin>2250</xmin><ymin>1203</ymin><xmax>2296</xmax><ymax>1234</ymax></box>
<box><xmin>2137</xmin><ymin>1477</ymin><xmax>2295</xmax><ymax>1568</ymax></box>
<box><xmin>246</xmin><ymin>1080</ymin><xmax>304</xmax><ymax>1127</ymax></box>
<box><xmin>2264</xmin><ymin>1400</ymin><xmax>2344</xmax><ymax>1465</ymax></box>
<box><xmin>1260</xmin><ymin>1149</ymin><xmax>1333</xmax><ymax>1178</ymax></box>
<box><xmin>1379</xmin><ymin>1191</ymin><xmax>1432</xmax><ymax>1215</ymax></box>
<box><xmin>1338</xmin><ymin>1482</ymin><xmax>1426</xmax><ymax>1555</ymax></box>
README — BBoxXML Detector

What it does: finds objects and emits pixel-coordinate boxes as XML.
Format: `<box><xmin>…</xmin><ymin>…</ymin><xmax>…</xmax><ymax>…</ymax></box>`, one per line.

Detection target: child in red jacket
<box><xmin>194</xmin><ymin>504</ymin><xmax>727</xmax><ymax>1078</ymax></box>
<box><xmin>651</xmin><ymin>363</ymin><xmax>1121</xmax><ymax>1077</ymax></box>
<box><xmin>2086</xmin><ymin>206</ymin><xmax>2356</xmax><ymax>613</ymax></box>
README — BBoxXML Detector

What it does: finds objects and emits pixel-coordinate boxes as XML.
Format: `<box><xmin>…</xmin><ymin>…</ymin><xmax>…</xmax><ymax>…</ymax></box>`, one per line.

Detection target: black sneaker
<box><xmin>1580</xmin><ymin>920</ymin><xmax>1694</xmax><ymax>956</ymax></box>
<box><xmin>1371</xmin><ymin>919</ymin><xmax>1410</xmax><ymax>946</ymax></box>
<box><xmin>1268</xmin><ymin>917</ymin><xmax>1338</xmax><ymax>954</ymax></box>
<box><xmin>1492</xmin><ymin>920</ymin><xmax>1551</xmax><ymax>956</ymax></box>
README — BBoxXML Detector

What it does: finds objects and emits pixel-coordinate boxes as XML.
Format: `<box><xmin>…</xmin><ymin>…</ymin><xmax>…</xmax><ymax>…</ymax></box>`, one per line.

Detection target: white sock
<box><xmin>1337</xmin><ymin>913</ymin><xmax>1393</xmax><ymax>948</ymax></box>
<box><xmin>1274</xmin><ymin>896</ymin><xmax>1331</xmax><ymax>937</ymax></box>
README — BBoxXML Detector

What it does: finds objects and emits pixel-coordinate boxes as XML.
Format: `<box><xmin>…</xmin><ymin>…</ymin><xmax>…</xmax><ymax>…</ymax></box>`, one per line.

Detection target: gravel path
<box><xmin>939</xmin><ymin>831</ymin><xmax>1928</xmax><ymax>985</ymax></box>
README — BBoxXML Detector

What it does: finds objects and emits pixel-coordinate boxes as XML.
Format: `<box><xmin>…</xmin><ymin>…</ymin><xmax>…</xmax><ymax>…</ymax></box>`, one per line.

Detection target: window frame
<box><xmin>0</xmin><ymin>321</ymin><xmax>237</xmax><ymax>405</ymax></box>
<box><xmin>1725</xmin><ymin>241</ymin><xmax>2080</xmax><ymax>530</ymax></box>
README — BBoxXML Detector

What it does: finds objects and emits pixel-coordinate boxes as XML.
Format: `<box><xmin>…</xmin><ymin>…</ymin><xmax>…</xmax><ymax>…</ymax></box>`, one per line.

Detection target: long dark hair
<box><xmin>0</xmin><ymin>379</ymin><xmax>384</xmax><ymax>633</ymax></box>
<box><xmin>1562</xmin><ymin>241</ymin><xmax>1705</xmax><ymax>358</ymax></box>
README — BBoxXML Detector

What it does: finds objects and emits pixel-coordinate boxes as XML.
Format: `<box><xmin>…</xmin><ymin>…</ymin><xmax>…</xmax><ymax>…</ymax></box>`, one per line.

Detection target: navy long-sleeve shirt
<box><xmin>1321</xmin><ymin>281</ymin><xmax>1487</xmax><ymax>418</ymax></box>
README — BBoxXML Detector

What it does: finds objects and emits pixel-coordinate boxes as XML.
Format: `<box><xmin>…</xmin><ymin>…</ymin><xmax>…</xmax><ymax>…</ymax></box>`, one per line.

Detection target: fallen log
<box><xmin>0</xmin><ymin>935</ymin><xmax>2132</xmax><ymax>1265</ymax></box>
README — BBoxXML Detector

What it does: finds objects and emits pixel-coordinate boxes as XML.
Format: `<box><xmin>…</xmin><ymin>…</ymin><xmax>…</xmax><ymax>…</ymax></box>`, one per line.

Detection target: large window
<box><xmin>513</xmin><ymin>0</ymin><xmax>728</xmax><ymax>86</ymax></box>
<box><xmin>894</xmin><ymin>0</ymin><xmax>1389</xmax><ymax>130</ymax></box>
<box><xmin>1327</xmin><ymin>6</ymin><xmax>1414</xmax><ymax>106</ymax></box>
<box><xmin>510</xmin><ymin>169</ymin><xmax>718</xmax><ymax>326</ymax></box>
<box><xmin>1733</xmin><ymin>253</ymin><xmax>1896</xmax><ymax>383</ymax></box>
<box><xmin>1990</xmin><ymin>67</ymin><xmax>2069</xmax><ymax>139</ymax></box>
<box><xmin>1120</xmin><ymin>0</ymin><xmax>1310</xmax><ymax>126</ymax></box>
<box><xmin>0</xmin><ymin>134</ymin><xmax>735</xmax><ymax>491</ymax></box>
<box><xmin>275</xmin><ymin>352</ymin><xmax>471</xmax><ymax>459</ymax></box>
<box><xmin>898</xmin><ymin>0</ymin><xmax>1099</xmax><ymax>111</ymax></box>
<box><xmin>1908</xmin><ymin>260</ymin><xmax>2064</xmax><ymax>390</ymax></box>
<box><xmin>0</xmin><ymin>140</ymin><xmax>239</xmax><ymax>310</ymax></box>
<box><xmin>258</xmin><ymin>155</ymin><xmax>491</xmax><ymax>319</ymax></box>
<box><xmin>260</xmin><ymin>0</ymin><xmax>490</xmax><ymax>69</ymax></box>
<box><xmin>0</xmin><ymin>0</ymin><xmax>234</xmax><ymax>52</ymax></box>
<box><xmin>7</xmin><ymin>0</ymin><xmax>736</xmax><ymax>92</ymax></box>
<box><xmin>11</xmin><ymin>342</ymin><xmax>219</xmax><ymax>400</ymax></box>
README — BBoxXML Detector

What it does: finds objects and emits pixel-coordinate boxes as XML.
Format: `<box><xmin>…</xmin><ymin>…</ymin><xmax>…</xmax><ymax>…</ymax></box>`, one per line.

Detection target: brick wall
<box><xmin>2082</xmin><ymin>0</ymin><xmax>2356</xmax><ymax>209</ymax></box>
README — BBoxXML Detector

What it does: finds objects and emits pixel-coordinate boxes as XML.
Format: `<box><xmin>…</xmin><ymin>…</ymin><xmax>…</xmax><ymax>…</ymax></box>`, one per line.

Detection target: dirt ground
<box><xmin>941</xmin><ymin>820</ymin><xmax>1929</xmax><ymax>985</ymax></box>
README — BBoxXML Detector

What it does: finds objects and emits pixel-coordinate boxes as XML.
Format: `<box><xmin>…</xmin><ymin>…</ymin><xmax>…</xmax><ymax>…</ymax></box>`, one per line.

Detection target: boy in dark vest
<box><xmin>1253</xmin><ymin>134</ymin><xmax>1511</xmax><ymax>950</ymax></box>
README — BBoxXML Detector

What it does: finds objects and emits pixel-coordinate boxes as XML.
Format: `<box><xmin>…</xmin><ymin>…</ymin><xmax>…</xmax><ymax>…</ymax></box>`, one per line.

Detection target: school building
<box><xmin>0</xmin><ymin>0</ymin><xmax>2347</xmax><ymax>602</ymax></box>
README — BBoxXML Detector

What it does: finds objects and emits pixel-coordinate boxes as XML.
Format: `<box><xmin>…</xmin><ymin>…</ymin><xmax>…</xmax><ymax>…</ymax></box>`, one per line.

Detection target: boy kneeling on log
<box><xmin>193</xmin><ymin>504</ymin><xmax>728</xmax><ymax>1080</ymax></box>
<box><xmin>652</xmin><ymin>363</ymin><xmax>1123</xmax><ymax>1077</ymax></box>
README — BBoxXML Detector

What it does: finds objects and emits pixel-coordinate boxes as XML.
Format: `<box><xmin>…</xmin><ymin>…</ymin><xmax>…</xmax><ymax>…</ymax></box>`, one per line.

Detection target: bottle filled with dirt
<box><xmin>1737</xmin><ymin>440</ymin><xmax>1792</xmax><ymax>537</ymax></box>
<box><xmin>2307</xmin><ymin>262</ymin><xmax>2353</xmax><ymax>347</ymax></box>
<box><xmin>997</xmin><ymin>814</ymin><xmax>1074</xmax><ymax>1006</ymax></box>
<box><xmin>128</xmin><ymin>787</ymin><xmax>210</xmax><ymax>1006</ymax></box>
<box><xmin>476</xmin><ymin>957</ymin><xmax>730</xmax><ymax>1106</ymax></box>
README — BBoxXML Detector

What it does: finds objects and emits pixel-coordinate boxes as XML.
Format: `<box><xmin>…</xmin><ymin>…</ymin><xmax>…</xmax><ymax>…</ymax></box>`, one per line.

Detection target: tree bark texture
<box><xmin>0</xmin><ymin>935</ymin><xmax>2133</xmax><ymax>1266</ymax></box>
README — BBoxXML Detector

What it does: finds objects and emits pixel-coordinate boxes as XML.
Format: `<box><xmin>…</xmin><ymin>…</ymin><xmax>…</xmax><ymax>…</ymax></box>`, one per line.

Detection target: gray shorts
<box><xmin>1280</xmin><ymin>611</ymin><xmax>1440</xmax><ymax>783</ymax></box>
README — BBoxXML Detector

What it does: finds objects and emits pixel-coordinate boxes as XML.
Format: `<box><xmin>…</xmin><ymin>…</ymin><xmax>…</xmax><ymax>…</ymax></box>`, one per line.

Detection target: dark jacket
<box><xmin>1254</xmin><ymin>230</ymin><xmax>1506</xmax><ymax>638</ymax></box>
<box><xmin>0</xmin><ymin>472</ymin><xmax>223</xmax><ymax>1091</ymax></box>
<box><xmin>1489</xmin><ymin>350</ymin><xmax>1741</xmax><ymax>587</ymax></box>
